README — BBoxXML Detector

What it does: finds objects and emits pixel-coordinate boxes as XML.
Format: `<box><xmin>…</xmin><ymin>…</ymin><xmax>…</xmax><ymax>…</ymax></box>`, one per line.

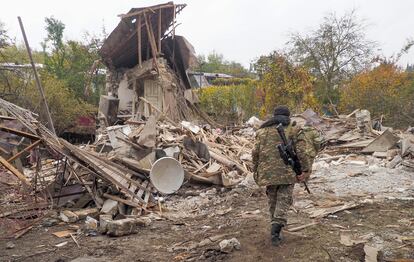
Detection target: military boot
<box><xmin>271</xmin><ymin>223</ymin><xmax>284</xmax><ymax>246</ymax></box>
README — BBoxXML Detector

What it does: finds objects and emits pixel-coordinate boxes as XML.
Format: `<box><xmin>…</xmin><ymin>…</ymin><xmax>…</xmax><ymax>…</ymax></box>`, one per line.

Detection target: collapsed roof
<box><xmin>99</xmin><ymin>2</ymin><xmax>186</xmax><ymax>69</ymax></box>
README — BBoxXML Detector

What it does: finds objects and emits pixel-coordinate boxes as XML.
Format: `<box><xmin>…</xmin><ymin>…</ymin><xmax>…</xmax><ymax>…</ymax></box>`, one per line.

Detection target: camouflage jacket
<box><xmin>252</xmin><ymin>123</ymin><xmax>322</xmax><ymax>186</ymax></box>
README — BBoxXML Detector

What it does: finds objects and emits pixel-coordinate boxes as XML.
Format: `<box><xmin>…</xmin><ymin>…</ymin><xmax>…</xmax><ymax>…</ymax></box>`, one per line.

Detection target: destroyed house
<box><xmin>99</xmin><ymin>2</ymin><xmax>198</xmax><ymax>124</ymax></box>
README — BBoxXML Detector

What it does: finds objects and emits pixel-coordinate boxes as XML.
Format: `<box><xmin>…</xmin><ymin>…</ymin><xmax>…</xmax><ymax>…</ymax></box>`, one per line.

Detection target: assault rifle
<box><xmin>276</xmin><ymin>123</ymin><xmax>311</xmax><ymax>194</ymax></box>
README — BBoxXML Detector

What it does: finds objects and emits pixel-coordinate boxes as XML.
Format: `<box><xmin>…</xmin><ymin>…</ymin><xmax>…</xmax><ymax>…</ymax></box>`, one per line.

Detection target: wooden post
<box><xmin>132</xmin><ymin>95</ymin><xmax>136</xmax><ymax>117</ymax></box>
<box><xmin>0</xmin><ymin>155</ymin><xmax>31</xmax><ymax>186</ymax></box>
<box><xmin>11</xmin><ymin>147</ymin><xmax>24</xmax><ymax>173</ymax></box>
<box><xmin>18</xmin><ymin>17</ymin><xmax>56</xmax><ymax>135</ymax></box>
<box><xmin>137</xmin><ymin>15</ymin><xmax>142</xmax><ymax>67</ymax></box>
<box><xmin>7</xmin><ymin>140</ymin><xmax>41</xmax><ymax>163</ymax></box>
<box><xmin>158</xmin><ymin>9</ymin><xmax>162</xmax><ymax>54</ymax></box>
<box><xmin>0</xmin><ymin>126</ymin><xmax>40</xmax><ymax>140</ymax></box>
<box><xmin>172</xmin><ymin>4</ymin><xmax>176</xmax><ymax>60</ymax></box>
<box><xmin>172</xmin><ymin>4</ymin><xmax>176</xmax><ymax>40</ymax></box>
<box><xmin>144</xmin><ymin>13</ymin><xmax>159</xmax><ymax>71</ymax></box>
<box><xmin>144</xmin><ymin>13</ymin><xmax>159</xmax><ymax>58</ymax></box>
<box><xmin>139</xmin><ymin>97</ymin><xmax>175</xmax><ymax>125</ymax></box>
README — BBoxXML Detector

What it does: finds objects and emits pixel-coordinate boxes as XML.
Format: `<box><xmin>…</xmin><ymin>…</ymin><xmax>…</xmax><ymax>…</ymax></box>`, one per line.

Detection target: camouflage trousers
<box><xmin>266</xmin><ymin>184</ymin><xmax>294</xmax><ymax>226</ymax></box>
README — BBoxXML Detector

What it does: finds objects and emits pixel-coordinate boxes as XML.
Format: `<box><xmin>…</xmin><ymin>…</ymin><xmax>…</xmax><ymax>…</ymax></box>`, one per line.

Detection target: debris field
<box><xmin>0</xmin><ymin>96</ymin><xmax>413</xmax><ymax>261</ymax></box>
<box><xmin>0</xmin><ymin>2</ymin><xmax>413</xmax><ymax>262</ymax></box>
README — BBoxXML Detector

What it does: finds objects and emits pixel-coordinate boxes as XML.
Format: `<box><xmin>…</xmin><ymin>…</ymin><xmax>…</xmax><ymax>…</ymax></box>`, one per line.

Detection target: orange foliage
<box><xmin>340</xmin><ymin>63</ymin><xmax>412</xmax><ymax>126</ymax></box>
<box><xmin>259</xmin><ymin>55</ymin><xmax>319</xmax><ymax>117</ymax></box>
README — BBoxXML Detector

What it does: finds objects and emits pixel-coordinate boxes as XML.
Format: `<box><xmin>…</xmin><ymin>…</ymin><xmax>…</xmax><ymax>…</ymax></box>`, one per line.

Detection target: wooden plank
<box><xmin>158</xmin><ymin>8</ymin><xmax>162</xmax><ymax>54</ymax></box>
<box><xmin>0</xmin><ymin>145</ymin><xmax>9</xmax><ymax>155</ymax></box>
<box><xmin>11</xmin><ymin>147</ymin><xmax>24</xmax><ymax>173</ymax></box>
<box><xmin>137</xmin><ymin>15</ymin><xmax>142</xmax><ymax>67</ymax></box>
<box><xmin>287</xmin><ymin>222</ymin><xmax>318</xmax><ymax>232</ymax></box>
<box><xmin>14</xmin><ymin>225</ymin><xmax>34</xmax><ymax>239</ymax></box>
<box><xmin>0</xmin><ymin>125</ymin><xmax>40</xmax><ymax>140</ymax></box>
<box><xmin>103</xmin><ymin>193</ymin><xmax>142</xmax><ymax>208</ymax></box>
<box><xmin>67</xmin><ymin>164</ymin><xmax>102</xmax><ymax>208</ymax></box>
<box><xmin>309</xmin><ymin>203</ymin><xmax>360</xmax><ymax>219</ymax></box>
<box><xmin>172</xmin><ymin>3</ymin><xmax>176</xmax><ymax>39</ymax></box>
<box><xmin>118</xmin><ymin>4</ymin><xmax>178</xmax><ymax>19</ymax></box>
<box><xmin>0</xmin><ymin>115</ymin><xmax>16</xmax><ymax>121</ymax></box>
<box><xmin>136</xmin><ymin>180</ymin><xmax>148</xmax><ymax>200</ymax></box>
<box><xmin>7</xmin><ymin>139</ymin><xmax>41</xmax><ymax>162</ymax></box>
<box><xmin>209</xmin><ymin>150</ymin><xmax>246</xmax><ymax>173</ymax></box>
<box><xmin>59</xmin><ymin>139</ymin><xmax>145</xmax><ymax>203</ymax></box>
<box><xmin>125</xmin><ymin>173</ymin><xmax>138</xmax><ymax>194</ymax></box>
<box><xmin>113</xmin><ymin>157</ymin><xmax>151</xmax><ymax>175</ymax></box>
<box><xmin>133</xmin><ymin>180</ymin><xmax>149</xmax><ymax>215</ymax></box>
<box><xmin>139</xmin><ymin>97</ymin><xmax>175</xmax><ymax>125</ymax></box>
<box><xmin>143</xmin><ymin>184</ymin><xmax>151</xmax><ymax>209</ymax></box>
<box><xmin>116</xmin><ymin>136</ymin><xmax>145</xmax><ymax>151</ymax></box>
<box><xmin>0</xmin><ymin>155</ymin><xmax>31</xmax><ymax>186</ymax></box>
<box><xmin>82</xmin><ymin>158</ymin><xmax>147</xmax><ymax>203</ymax></box>
<box><xmin>144</xmin><ymin>13</ymin><xmax>159</xmax><ymax>70</ymax></box>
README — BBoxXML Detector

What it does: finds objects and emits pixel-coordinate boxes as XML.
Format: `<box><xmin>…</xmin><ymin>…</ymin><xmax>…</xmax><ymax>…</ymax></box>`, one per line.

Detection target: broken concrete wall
<box><xmin>117</xmin><ymin>73</ymin><xmax>135</xmax><ymax>112</ymax></box>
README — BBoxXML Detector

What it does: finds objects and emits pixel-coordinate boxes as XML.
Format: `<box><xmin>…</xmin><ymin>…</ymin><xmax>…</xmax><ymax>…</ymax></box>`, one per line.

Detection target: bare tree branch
<box><xmin>288</xmin><ymin>10</ymin><xmax>377</xmax><ymax>104</ymax></box>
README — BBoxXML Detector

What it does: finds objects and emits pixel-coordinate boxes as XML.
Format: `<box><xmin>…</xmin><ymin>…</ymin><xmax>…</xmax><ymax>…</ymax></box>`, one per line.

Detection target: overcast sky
<box><xmin>1</xmin><ymin>0</ymin><xmax>413</xmax><ymax>67</ymax></box>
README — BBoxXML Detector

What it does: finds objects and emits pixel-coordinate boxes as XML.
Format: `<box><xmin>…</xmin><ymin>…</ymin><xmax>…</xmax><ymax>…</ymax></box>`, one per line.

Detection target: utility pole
<box><xmin>18</xmin><ymin>16</ymin><xmax>56</xmax><ymax>135</ymax></box>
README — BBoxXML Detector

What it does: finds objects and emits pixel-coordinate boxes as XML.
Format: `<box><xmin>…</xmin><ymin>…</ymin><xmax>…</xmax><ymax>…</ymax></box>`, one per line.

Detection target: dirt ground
<box><xmin>1</xmin><ymin>179</ymin><xmax>413</xmax><ymax>262</ymax></box>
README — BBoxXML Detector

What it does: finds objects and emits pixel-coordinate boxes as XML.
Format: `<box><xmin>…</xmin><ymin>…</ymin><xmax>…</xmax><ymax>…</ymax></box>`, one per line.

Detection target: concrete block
<box><xmin>219</xmin><ymin>238</ymin><xmax>241</xmax><ymax>253</ymax></box>
<box><xmin>74</xmin><ymin>208</ymin><xmax>99</xmax><ymax>220</ymax></box>
<box><xmin>101</xmin><ymin>199</ymin><xmax>118</xmax><ymax>215</ymax></box>
<box><xmin>99</xmin><ymin>214</ymin><xmax>113</xmax><ymax>234</ymax></box>
<box><xmin>60</xmin><ymin>210</ymin><xmax>79</xmax><ymax>223</ymax></box>
<box><xmin>106</xmin><ymin>217</ymin><xmax>151</xmax><ymax>237</ymax></box>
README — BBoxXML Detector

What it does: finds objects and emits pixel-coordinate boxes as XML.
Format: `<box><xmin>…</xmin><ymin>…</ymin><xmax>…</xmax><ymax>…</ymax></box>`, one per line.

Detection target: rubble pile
<box><xmin>298</xmin><ymin>109</ymin><xmax>414</xmax><ymax>170</ymax></box>
<box><xmin>92</xmin><ymin>114</ymin><xmax>254</xmax><ymax>189</ymax></box>
<box><xmin>1</xmin><ymin>94</ymin><xmax>413</xmax><ymax>242</ymax></box>
<box><xmin>0</xmin><ymin>97</ymin><xmax>254</xmax><ymax>238</ymax></box>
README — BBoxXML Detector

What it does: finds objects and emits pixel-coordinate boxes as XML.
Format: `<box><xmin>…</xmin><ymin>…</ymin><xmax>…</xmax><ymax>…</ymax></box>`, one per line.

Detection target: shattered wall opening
<box><xmin>99</xmin><ymin>2</ymin><xmax>199</xmax><ymax>124</ymax></box>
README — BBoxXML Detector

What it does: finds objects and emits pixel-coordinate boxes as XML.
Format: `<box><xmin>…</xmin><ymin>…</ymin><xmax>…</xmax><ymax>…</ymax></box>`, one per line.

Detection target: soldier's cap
<box><xmin>273</xmin><ymin>105</ymin><xmax>290</xmax><ymax>117</ymax></box>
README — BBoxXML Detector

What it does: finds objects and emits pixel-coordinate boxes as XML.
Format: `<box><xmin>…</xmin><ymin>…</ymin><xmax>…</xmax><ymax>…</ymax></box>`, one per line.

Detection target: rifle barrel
<box><xmin>303</xmin><ymin>181</ymin><xmax>311</xmax><ymax>194</ymax></box>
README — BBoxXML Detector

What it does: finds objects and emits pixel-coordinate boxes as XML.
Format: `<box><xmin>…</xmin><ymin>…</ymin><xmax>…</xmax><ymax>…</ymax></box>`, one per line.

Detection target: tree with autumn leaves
<box><xmin>255</xmin><ymin>52</ymin><xmax>319</xmax><ymax>116</ymax></box>
<box><xmin>198</xmin><ymin>52</ymin><xmax>319</xmax><ymax>123</ymax></box>
<box><xmin>340</xmin><ymin>63</ymin><xmax>414</xmax><ymax>127</ymax></box>
<box><xmin>200</xmin><ymin>10</ymin><xmax>414</xmax><ymax>128</ymax></box>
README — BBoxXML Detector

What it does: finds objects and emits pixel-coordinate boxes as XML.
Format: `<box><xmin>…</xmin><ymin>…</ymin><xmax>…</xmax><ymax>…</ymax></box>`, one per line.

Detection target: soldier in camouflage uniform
<box><xmin>252</xmin><ymin>106</ymin><xmax>322</xmax><ymax>246</ymax></box>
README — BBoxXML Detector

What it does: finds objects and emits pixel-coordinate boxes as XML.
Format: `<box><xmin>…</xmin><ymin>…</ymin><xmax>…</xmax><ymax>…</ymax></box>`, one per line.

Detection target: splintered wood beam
<box><xmin>7</xmin><ymin>139</ymin><xmax>41</xmax><ymax>163</ymax></box>
<box><xmin>118</xmin><ymin>4</ymin><xmax>178</xmax><ymax>19</ymax></box>
<box><xmin>107</xmin><ymin>4</ymin><xmax>187</xmax><ymax>59</ymax></box>
<box><xmin>144</xmin><ymin>13</ymin><xmax>159</xmax><ymax>71</ymax></box>
<box><xmin>103</xmin><ymin>193</ymin><xmax>142</xmax><ymax>208</ymax></box>
<box><xmin>137</xmin><ymin>15</ymin><xmax>142</xmax><ymax>67</ymax></box>
<box><xmin>0</xmin><ymin>115</ymin><xmax>16</xmax><ymax>121</ymax></box>
<box><xmin>139</xmin><ymin>97</ymin><xmax>175</xmax><ymax>125</ymax></box>
<box><xmin>0</xmin><ymin>146</ymin><xmax>9</xmax><ymax>155</ymax></box>
<box><xmin>172</xmin><ymin>3</ymin><xmax>177</xmax><ymax>60</ymax></box>
<box><xmin>144</xmin><ymin>13</ymin><xmax>159</xmax><ymax>58</ymax></box>
<box><xmin>0</xmin><ymin>155</ymin><xmax>31</xmax><ymax>186</ymax></box>
<box><xmin>0</xmin><ymin>126</ymin><xmax>40</xmax><ymax>140</ymax></box>
<box><xmin>158</xmin><ymin>9</ymin><xmax>162</xmax><ymax>54</ymax></box>
<box><xmin>173</xmin><ymin>4</ymin><xmax>176</xmax><ymax>39</ymax></box>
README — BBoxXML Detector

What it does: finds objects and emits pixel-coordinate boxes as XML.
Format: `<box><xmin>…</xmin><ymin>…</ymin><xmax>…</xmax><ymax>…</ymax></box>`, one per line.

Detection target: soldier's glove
<box><xmin>297</xmin><ymin>172</ymin><xmax>310</xmax><ymax>182</ymax></box>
